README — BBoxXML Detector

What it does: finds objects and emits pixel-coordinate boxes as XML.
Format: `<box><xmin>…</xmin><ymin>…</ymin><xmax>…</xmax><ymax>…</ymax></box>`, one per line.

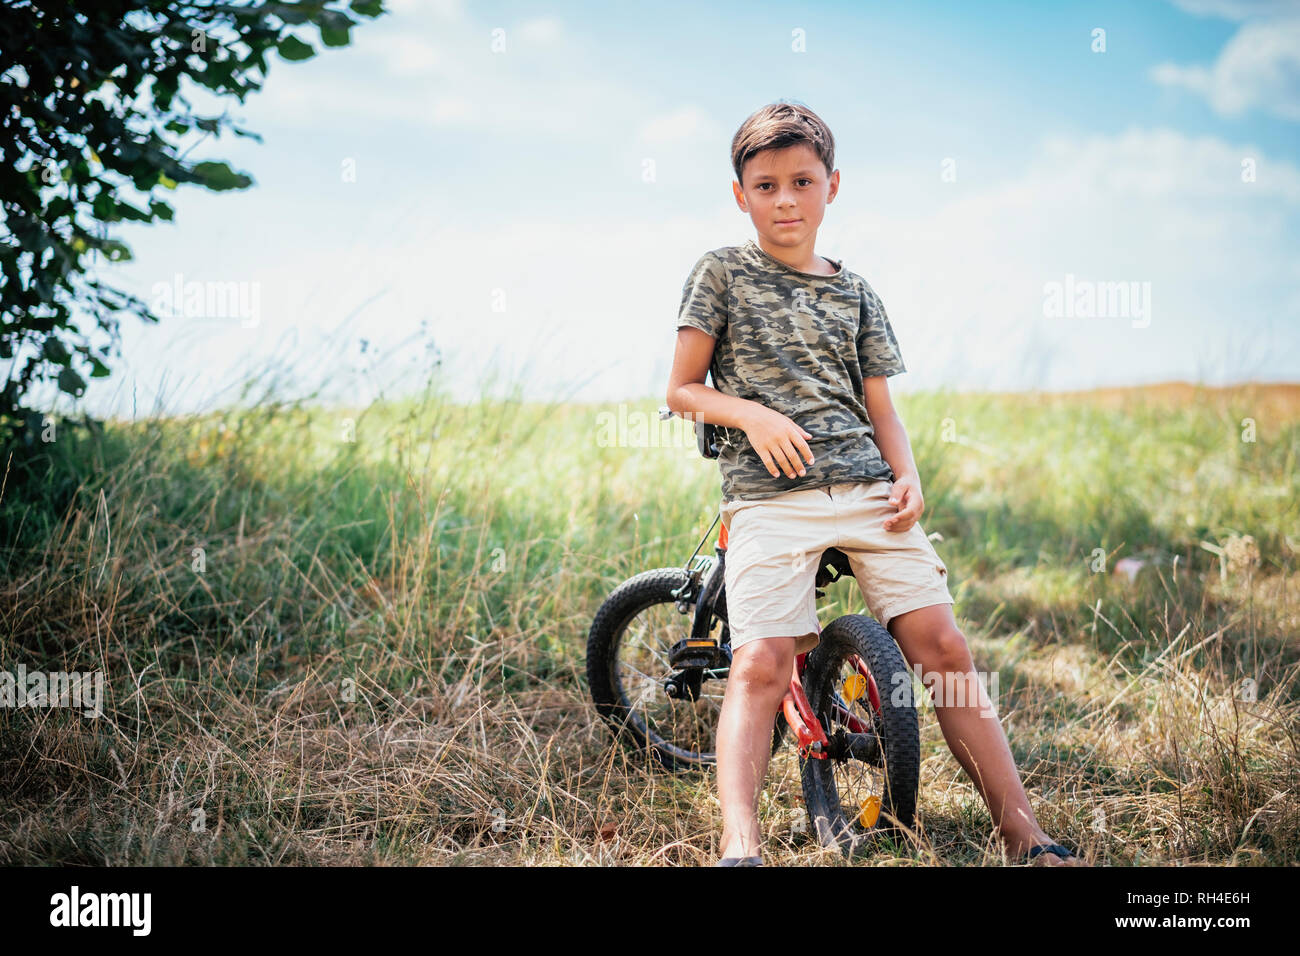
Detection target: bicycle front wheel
<box><xmin>799</xmin><ymin>613</ymin><xmax>920</xmax><ymax>856</ymax></box>
<box><xmin>585</xmin><ymin>567</ymin><xmax>783</xmax><ymax>771</ymax></box>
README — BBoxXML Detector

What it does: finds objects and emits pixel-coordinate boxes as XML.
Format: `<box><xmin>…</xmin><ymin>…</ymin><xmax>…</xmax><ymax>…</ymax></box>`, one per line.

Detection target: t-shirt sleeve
<box><xmin>675</xmin><ymin>251</ymin><xmax>729</xmax><ymax>339</ymax></box>
<box><xmin>857</xmin><ymin>279</ymin><xmax>907</xmax><ymax>378</ymax></box>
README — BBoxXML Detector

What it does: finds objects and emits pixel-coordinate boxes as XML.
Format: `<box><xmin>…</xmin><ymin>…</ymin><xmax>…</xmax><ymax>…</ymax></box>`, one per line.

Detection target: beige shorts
<box><xmin>720</xmin><ymin>479</ymin><xmax>954</xmax><ymax>656</ymax></box>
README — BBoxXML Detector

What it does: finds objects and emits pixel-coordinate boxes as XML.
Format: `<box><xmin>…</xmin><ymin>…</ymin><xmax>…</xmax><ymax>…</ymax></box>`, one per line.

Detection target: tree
<box><xmin>0</xmin><ymin>0</ymin><xmax>386</xmax><ymax>445</ymax></box>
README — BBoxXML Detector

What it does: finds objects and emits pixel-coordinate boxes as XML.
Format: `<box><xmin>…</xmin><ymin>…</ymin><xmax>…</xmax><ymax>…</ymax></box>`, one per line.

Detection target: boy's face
<box><xmin>733</xmin><ymin>142</ymin><xmax>839</xmax><ymax>249</ymax></box>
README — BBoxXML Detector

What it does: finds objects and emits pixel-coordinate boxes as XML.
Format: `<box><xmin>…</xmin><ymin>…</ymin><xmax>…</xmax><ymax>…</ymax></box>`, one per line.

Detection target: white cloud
<box><xmin>240</xmin><ymin>5</ymin><xmax>644</xmax><ymax>135</ymax></box>
<box><xmin>386</xmin><ymin>0</ymin><xmax>463</xmax><ymax>19</ymax></box>
<box><xmin>518</xmin><ymin>17</ymin><xmax>562</xmax><ymax>45</ymax></box>
<box><xmin>636</xmin><ymin>106</ymin><xmax>722</xmax><ymax>145</ymax></box>
<box><xmin>825</xmin><ymin>127</ymin><xmax>1300</xmax><ymax>391</ymax></box>
<box><xmin>85</xmin><ymin>126</ymin><xmax>1300</xmax><ymax>419</ymax></box>
<box><xmin>1167</xmin><ymin>0</ymin><xmax>1299</xmax><ymax>19</ymax></box>
<box><xmin>1033</xmin><ymin>126</ymin><xmax>1300</xmax><ymax>200</ymax></box>
<box><xmin>1153</xmin><ymin>15</ymin><xmax>1300</xmax><ymax>121</ymax></box>
<box><xmin>383</xmin><ymin>35</ymin><xmax>442</xmax><ymax>76</ymax></box>
<box><xmin>430</xmin><ymin>94</ymin><xmax>474</xmax><ymax>122</ymax></box>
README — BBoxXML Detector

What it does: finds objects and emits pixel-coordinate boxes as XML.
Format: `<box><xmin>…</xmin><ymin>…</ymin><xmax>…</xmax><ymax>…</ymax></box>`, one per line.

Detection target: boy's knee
<box><xmin>731</xmin><ymin>638</ymin><xmax>794</xmax><ymax>696</ymax></box>
<box><xmin>924</xmin><ymin>625</ymin><xmax>973</xmax><ymax>673</ymax></box>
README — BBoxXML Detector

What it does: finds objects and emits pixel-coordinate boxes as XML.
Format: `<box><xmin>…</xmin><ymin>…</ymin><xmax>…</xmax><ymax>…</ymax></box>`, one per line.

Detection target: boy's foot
<box><xmin>1004</xmin><ymin>828</ymin><xmax>1088</xmax><ymax>866</ymax></box>
<box><xmin>715</xmin><ymin>855</ymin><xmax>764</xmax><ymax>866</ymax></box>
<box><xmin>1023</xmin><ymin>843</ymin><xmax>1086</xmax><ymax>866</ymax></box>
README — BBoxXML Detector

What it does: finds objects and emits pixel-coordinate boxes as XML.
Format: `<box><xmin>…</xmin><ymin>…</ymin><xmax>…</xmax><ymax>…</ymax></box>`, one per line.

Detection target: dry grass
<box><xmin>1</xmin><ymin>381</ymin><xmax>1296</xmax><ymax>865</ymax></box>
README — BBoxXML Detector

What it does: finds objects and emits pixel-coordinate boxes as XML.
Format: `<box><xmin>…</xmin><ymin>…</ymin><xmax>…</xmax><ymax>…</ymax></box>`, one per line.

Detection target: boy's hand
<box><xmin>741</xmin><ymin>404</ymin><xmax>814</xmax><ymax>479</ymax></box>
<box><xmin>884</xmin><ymin>474</ymin><xmax>924</xmax><ymax>532</ymax></box>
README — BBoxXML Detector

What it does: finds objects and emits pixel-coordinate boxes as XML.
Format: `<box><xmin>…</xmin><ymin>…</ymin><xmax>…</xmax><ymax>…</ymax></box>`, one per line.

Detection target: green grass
<box><xmin>1</xmin><ymin>379</ymin><xmax>1296</xmax><ymax>865</ymax></box>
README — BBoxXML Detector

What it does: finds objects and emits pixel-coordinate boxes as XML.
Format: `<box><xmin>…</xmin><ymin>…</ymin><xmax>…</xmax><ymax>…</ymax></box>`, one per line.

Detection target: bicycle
<box><xmin>585</xmin><ymin>406</ymin><xmax>922</xmax><ymax>857</ymax></box>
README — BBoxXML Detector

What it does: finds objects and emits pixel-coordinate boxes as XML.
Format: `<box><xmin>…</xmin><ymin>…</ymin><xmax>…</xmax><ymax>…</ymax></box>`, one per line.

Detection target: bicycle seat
<box><xmin>816</xmin><ymin>547</ymin><xmax>854</xmax><ymax>589</ymax></box>
<box><xmin>658</xmin><ymin>404</ymin><xmax>722</xmax><ymax>460</ymax></box>
<box><xmin>696</xmin><ymin>419</ymin><xmax>721</xmax><ymax>459</ymax></box>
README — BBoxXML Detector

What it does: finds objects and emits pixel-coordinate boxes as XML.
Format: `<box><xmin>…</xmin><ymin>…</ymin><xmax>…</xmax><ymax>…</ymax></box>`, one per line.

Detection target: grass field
<box><xmin>1</xmin><ymin>380</ymin><xmax>1296</xmax><ymax>865</ymax></box>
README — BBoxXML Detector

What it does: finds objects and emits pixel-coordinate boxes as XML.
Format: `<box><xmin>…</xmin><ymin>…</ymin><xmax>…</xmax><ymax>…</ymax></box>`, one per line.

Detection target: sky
<box><xmin>49</xmin><ymin>0</ymin><xmax>1300</xmax><ymax>419</ymax></box>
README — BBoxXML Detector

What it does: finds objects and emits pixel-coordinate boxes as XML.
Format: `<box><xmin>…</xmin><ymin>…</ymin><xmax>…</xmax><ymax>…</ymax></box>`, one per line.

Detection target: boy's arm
<box><xmin>666</xmin><ymin>327</ymin><xmax>757</xmax><ymax>431</ymax></box>
<box><xmin>864</xmin><ymin>376</ymin><xmax>917</xmax><ymax>481</ymax></box>
<box><xmin>667</xmin><ymin>328</ymin><xmax>814</xmax><ymax>479</ymax></box>
<box><xmin>670</xmin><ymin>251</ymin><xmax>811</xmax><ymax>478</ymax></box>
<box><xmin>857</xmin><ymin>279</ymin><xmax>920</xmax><ymax>528</ymax></box>
<box><xmin>669</xmin><ymin>253</ymin><xmax>755</xmax><ymax>430</ymax></box>
<box><xmin>864</xmin><ymin>375</ymin><xmax>923</xmax><ymax>531</ymax></box>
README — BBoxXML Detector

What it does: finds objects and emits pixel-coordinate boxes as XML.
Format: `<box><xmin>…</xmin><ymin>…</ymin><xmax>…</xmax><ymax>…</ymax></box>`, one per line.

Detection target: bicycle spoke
<box><xmin>623</xmin><ymin>630</ymin><xmax>674</xmax><ymax>672</ymax></box>
<box><xmin>618</xmin><ymin>659</ymin><xmax>660</xmax><ymax>690</ymax></box>
<box><xmin>826</xmin><ymin>655</ymin><xmax>885</xmax><ymax>833</ymax></box>
<box><xmin>612</xmin><ymin>598</ymin><xmax>731</xmax><ymax>762</ymax></box>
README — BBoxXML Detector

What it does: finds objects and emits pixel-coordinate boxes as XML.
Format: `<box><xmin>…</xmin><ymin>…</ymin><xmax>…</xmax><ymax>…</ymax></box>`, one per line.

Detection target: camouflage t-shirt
<box><xmin>675</xmin><ymin>238</ymin><xmax>907</xmax><ymax>502</ymax></box>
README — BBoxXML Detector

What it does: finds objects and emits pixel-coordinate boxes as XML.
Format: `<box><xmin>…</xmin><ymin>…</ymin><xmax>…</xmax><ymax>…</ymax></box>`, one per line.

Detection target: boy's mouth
<box><xmin>775</xmin><ymin>218</ymin><xmax>801</xmax><ymax>226</ymax></box>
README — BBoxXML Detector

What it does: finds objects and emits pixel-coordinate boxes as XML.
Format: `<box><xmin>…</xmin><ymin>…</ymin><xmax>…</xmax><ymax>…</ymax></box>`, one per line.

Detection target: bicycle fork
<box><xmin>784</xmin><ymin>653</ymin><xmax>831</xmax><ymax>758</ymax></box>
<box><xmin>785</xmin><ymin>648</ymin><xmax>883</xmax><ymax>761</ymax></box>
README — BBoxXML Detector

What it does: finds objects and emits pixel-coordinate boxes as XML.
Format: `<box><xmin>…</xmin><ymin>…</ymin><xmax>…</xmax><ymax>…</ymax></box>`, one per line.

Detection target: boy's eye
<box><xmin>758</xmin><ymin>179</ymin><xmax>812</xmax><ymax>190</ymax></box>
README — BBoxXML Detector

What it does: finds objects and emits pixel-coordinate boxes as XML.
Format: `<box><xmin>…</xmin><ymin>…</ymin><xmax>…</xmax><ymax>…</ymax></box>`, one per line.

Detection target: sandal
<box><xmin>715</xmin><ymin>855</ymin><xmax>764</xmax><ymax>866</ymax></box>
<box><xmin>1022</xmin><ymin>843</ymin><xmax>1078</xmax><ymax>863</ymax></box>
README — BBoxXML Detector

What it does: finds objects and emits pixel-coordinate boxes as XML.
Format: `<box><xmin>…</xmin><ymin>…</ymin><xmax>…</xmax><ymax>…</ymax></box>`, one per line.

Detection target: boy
<box><xmin>665</xmin><ymin>101</ymin><xmax>1084</xmax><ymax>867</ymax></box>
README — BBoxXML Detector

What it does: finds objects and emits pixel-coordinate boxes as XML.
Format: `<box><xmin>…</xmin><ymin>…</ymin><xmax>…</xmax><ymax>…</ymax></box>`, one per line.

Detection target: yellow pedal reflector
<box><xmin>842</xmin><ymin>674</ymin><xmax>867</xmax><ymax>702</ymax></box>
<box><xmin>859</xmin><ymin>795</ymin><xmax>881</xmax><ymax>828</ymax></box>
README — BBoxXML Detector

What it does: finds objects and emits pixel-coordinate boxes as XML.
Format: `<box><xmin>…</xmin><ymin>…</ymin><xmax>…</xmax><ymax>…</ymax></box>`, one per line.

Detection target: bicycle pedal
<box><xmin>669</xmin><ymin>637</ymin><xmax>723</xmax><ymax>669</ymax></box>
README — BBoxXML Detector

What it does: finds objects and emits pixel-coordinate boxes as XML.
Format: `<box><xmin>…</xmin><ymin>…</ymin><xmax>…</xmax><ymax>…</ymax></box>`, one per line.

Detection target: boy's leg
<box><xmin>887</xmin><ymin>602</ymin><xmax>1085</xmax><ymax>866</ymax></box>
<box><xmin>836</xmin><ymin>479</ymin><xmax>1084</xmax><ymax>866</ymax></box>
<box><xmin>715</xmin><ymin>488</ymin><xmax>832</xmax><ymax>861</ymax></box>
<box><xmin>717</xmin><ymin>635</ymin><xmax>797</xmax><ymax>859</ymax></box>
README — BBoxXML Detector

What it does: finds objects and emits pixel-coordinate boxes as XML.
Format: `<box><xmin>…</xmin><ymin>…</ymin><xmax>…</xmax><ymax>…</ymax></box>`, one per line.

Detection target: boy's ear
<box><xmin>732</xmin><ymin>179</ymin><xmax>747</xmax><ymax>210</ymax></box>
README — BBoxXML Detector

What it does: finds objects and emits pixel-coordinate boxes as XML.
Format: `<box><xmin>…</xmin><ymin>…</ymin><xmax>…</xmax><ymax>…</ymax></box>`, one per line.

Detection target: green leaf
<box><xmin>318</xmin><ymin>9</ymin><xmax>356</xmax><ymax>47</ymax></box>
<box><xmin>277</xmin><ymin>34</ymin><xmax>316</xmax><ymax>61</ymax></box>
<box><xmin>118</xmin><ymin>201</ymin><xmax>151</xmax><ymax>222</ymax></box>
<box><xmin>0</xmin><ymin>0</ymin><xmax>384</xmax><ymax>424</ymax></box>
<box><xmin>190</xmin><ymin>161</ymin><xmax>253</xmax><ymax>191</ymax></box>
<box><xmin>268</xmin><ymin>2</ymin><xmax>314</xmax><ymax>25</ymax></box>
<box><xmin>100</xmin><ymin>240</ymin><xmax>133</xmax><ymax>262</ymax></box>
<box><xmin>320</xmin><ymin>22</ymin><xmax>352</xmax><ymax>47</ymax></box>
<box><xmin>229</xmin><ymin>125</ymin><xmax>265</xmax><ymax>143</ymax></box>
<box><xmin>43</xmin><ymin>338</ymin><xmax>71</xmax><ymax>364</ymax></box>
<box><xmin>57</xmin><ymin>368</ymin><xmax>86</xmax><ymax>396</ymax></box>
<box><xmin>92</xmin><ymin>192</ymin><xmax>118</xmax><ymax>221</ymax></box>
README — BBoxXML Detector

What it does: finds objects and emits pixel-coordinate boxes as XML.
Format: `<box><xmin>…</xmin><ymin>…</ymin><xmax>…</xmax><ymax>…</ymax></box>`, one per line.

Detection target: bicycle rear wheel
<box><xmin>586</xmin><ymin>567</ymin><xmax>783</xmax><ymax>771</ymax></box>
<box><xmin>799</xmin><ymin>613</ymin><xmax>920</xmax><ymax>856</ymax></box>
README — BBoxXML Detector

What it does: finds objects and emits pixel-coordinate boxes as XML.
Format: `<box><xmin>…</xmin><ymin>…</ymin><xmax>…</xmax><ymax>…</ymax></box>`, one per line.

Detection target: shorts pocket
<box><xmin>722</xmin><ymin>496</ymin><xmax>762</xmax><ymax>520</ymax></box>
<box><xmin>721</xmin><ymin>497</ymin><xmax>756</xmax><ymax>533</ymax></box>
